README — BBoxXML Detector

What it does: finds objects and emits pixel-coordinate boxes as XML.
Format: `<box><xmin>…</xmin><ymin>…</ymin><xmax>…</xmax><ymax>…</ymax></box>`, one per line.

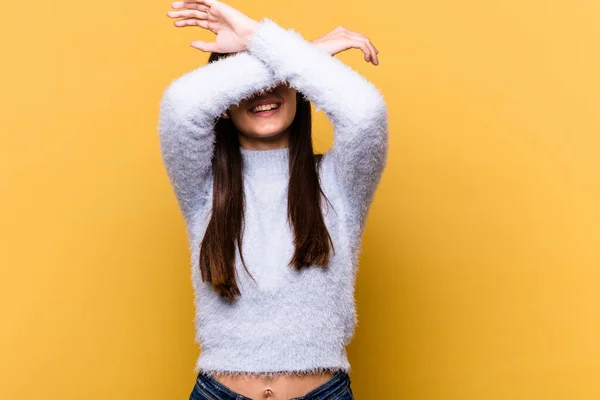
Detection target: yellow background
<box><xmin>1</xmin><ymin>0</ymin><xmax>599</xmax><ymax>398</ymax></box>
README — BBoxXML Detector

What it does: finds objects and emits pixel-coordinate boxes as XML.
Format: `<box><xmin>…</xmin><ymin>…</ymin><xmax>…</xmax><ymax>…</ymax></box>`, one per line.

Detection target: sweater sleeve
<box><xmin>246</xmin><ymin>18</ymin><xmax>389</xmax><ymax>231</ymax></box>
<box><xmin>157</xmin><ymin>51</ymin><xmax>278</xmax><ymax>224</ymax></box>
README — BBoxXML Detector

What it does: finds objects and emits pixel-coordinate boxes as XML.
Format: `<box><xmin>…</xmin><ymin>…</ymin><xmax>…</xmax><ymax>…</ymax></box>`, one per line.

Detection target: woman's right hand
<box><xmin>167</xmin><ymin>0</ymin><xmax>259</xmax><ymax>53</ymax></box>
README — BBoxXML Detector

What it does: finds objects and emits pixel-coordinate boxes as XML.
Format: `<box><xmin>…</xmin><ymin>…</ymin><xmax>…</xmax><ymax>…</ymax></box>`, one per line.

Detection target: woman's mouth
<box><xmin>248</xmin><ymin>102</ymin><xmax>281</xmax><ymax>117</ymax></box>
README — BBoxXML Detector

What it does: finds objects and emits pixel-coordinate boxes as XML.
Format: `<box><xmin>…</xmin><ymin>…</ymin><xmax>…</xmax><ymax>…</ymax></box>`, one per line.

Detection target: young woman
<box><xmin>159</xmin><ymin>1</ymin><xmax>389</xmax><ymax>398</ymax></box>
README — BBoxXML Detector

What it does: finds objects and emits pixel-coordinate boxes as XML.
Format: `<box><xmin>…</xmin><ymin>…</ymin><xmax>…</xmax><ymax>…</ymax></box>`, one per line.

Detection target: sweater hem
<box><xmin>193</xmin><ymin>346</ymin><xmax>352</xmax><ymax>377</ymax></box>
<box><xmin>194</xmin><ymin>365</ymin><xmax>350</xmax><ymax>379</ymax></box>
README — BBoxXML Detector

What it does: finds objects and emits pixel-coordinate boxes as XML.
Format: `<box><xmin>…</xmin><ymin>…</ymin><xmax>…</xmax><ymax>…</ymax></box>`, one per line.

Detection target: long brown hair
<box><xmin>199</xmin><ymin>52</ymin><xmax>335</xmax><ymax>302</ymax></box>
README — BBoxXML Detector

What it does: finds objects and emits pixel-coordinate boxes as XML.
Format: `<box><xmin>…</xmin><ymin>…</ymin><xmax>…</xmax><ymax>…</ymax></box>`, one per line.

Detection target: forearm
<box><xmin>246</xmin><ymin>18</ymin><xmax>387</xmax><ymax>130</ymax></box>
<box><xmin>245</xmin><ymin>18</ymin><xmax>389</xmax><ymax>228</ymax></box>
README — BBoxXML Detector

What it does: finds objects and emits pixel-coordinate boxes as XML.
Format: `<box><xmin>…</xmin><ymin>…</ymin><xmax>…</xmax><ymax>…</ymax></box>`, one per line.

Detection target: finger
<box><xmin>354</xmin><ymin>41</ymin><xmax>372</xmax><ymax>62</ymax></box>
<box><xmin>348</xmin><ymin>35</ymin><xmax>378</xmax><ymax>62</ymax></box>
<box><xmin>339</xmin><ymin>34</ymin><xmax>373</xmax><ymax>64</ymax></box>
<box><xmin>361</xmin><ymin>37</ymin><xmax>378</xmax><ymax>55</ymax></box>
<box><xmin>190</xmin><ymin>40</ymin><xmax>219</xmax><ymax>52</ymax></box>
<box><xmin>174</xmin><ymin>18</ymin><xmax>211</xmax><ymax>30</ymax></box>
<box><xmin>347</xmin><ymin>34</ymin><xmax>378</xmax><ymax>65</ymax></box>
<box><xmin>366</xmin><ymin>38</ymin><xmax>379</xmax><ymax>53</ymax></box>
<box><xmin>179</xmin><ymin>1</ymin><xmax>210</xmax><ymax>11</ymax></box>
<box><xmin>172</xmin><ymin>0</ymin><xmax>215</xmax><ymax>7</ymax></box>
<box><xmin>167</xmin><ymin>10</ymin><xmax>208</xmax><ymax>19</ymax></box>
<box><xmin>364</xmin><ymin>40</ymin><xmax>379</xmax><ymax>64</ymax></box>
<box><xmin>341</xmin><ymin>28</ymin><xmax>380</xmax><ymax>55</ymax></box>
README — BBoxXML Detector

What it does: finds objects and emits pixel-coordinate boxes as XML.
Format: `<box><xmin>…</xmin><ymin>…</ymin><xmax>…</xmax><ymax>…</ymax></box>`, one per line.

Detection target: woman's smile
<box><xmin>247</xmin><ymin>95</ymin><xmax>284</xmax><ymax>118</ymax></box>
<box><xmin>248</xmin><ymin>103</ymin><xmax>281</xmax><ymax>117</ymax></box>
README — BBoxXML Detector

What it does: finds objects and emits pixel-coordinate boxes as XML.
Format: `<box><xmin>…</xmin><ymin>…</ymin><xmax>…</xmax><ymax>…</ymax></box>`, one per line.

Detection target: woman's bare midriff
<box><xmin>211</xmin><ymin>371</ymin><xmax>335</xmax><ymax>399</ymax></box>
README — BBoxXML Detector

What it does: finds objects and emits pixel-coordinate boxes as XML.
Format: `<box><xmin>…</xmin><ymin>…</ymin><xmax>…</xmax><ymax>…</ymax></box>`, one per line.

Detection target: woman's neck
<box><xmin>240</xmin><ymin>147</ymin><xmax>290</xmax><ymax>177</ymax></box>
<box><xmin>238</xmin><ymin>128</ymin><xmax>290</xmax><ymax>150</ymax></box>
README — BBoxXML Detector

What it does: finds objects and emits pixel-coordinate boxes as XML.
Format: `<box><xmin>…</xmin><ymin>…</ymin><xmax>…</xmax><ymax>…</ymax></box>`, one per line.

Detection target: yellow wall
<box><xmin>2</xmin><ymin>0</ymin><xmax>599</xmax><ymax>398</ymax></box>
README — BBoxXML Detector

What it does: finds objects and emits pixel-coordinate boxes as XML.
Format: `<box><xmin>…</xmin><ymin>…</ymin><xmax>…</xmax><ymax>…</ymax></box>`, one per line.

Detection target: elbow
<box><xmin>370</xmin><ymin>93</ymin><xmax>388</xmax><ymax>127</ymax></box>
<box><xmin>158</xmin><ymin>92</ymin><xmax>180</xmax><ymax>137</ymax></box>
<box><xmin>159</xmin><ymin>84</ymin><xmax>179</xmax><ymax>121</ymax></box>
<box><xmin>360</xmin><ymin>91</ymin><xmax>389</xmax><ymax>155</ymax></box>
<box><xmin>159</xmin><ymin>76</ymin><xmax>217</xmax><ymax>128</ymax></box>
<box><xmin>158</xmin><ymin>81</ymin><xmax>199</xmax><ymax>129</ymax></box>
<box><xmin>160</xmin><ymin>71</ymin><xmax>197</xmax><ymax>118</ymax></box>
<box><xmin>157</xmin><ymin>83</ymin><xmax>193</xmax><ymax>141</ymax></box>
<box><xmin>353</xmin><ymin>88</ymin><xmax>388</xmax><ymax>134</ymax></box>
<box><xmin>367</xmin><ymin>87</ymin><xmax>387</xmax><ymax>122</ymax></box>
<box><xmin>160</xmin><ymin>81</ymin><xmax>185</xmax><ymax>116</ymax></box>
<box><xmin>345</xmin><ymin>81</ymin><xmax>387</xmax><ymax>126</ymax></box>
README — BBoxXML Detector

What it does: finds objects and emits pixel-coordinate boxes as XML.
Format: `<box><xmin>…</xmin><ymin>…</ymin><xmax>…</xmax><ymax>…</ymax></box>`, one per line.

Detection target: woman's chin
<box><xmin>243</xmin><ymin>122</ymin><xmax>290</xmax><ymax>138</ymax></box>
<box><xmin>247</xmin><ymin>128</ymin><xmax>287</xmax><ymax>139</ymax></box>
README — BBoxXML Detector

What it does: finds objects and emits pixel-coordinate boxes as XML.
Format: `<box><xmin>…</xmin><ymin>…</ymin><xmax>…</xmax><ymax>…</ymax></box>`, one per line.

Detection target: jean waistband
<box><xmin>196</xmin><ymin>370</ymin><xmax>351</xmax><ymax>400</ymax></box>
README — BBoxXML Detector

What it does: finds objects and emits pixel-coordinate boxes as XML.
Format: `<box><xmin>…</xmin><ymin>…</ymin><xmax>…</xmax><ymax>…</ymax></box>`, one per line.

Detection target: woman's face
<box><xmin>224</xmin><ymin>82</ymin><xmax>297</xmax><ymax>140</ymax></box>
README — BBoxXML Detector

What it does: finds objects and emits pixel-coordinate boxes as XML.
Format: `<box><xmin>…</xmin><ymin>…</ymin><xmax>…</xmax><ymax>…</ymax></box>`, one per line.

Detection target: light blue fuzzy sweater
<box><xmin>158</xmin><ymin>18</ymin><xmax>389</xmax><ymax>377</ymax></box>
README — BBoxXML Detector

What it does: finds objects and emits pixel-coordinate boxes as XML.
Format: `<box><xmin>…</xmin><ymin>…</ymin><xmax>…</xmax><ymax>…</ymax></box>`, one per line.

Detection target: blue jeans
<box><xmin>189</xmin><ymin>370</ymin><xmax>354</xmax><ymax>400</ymax></box>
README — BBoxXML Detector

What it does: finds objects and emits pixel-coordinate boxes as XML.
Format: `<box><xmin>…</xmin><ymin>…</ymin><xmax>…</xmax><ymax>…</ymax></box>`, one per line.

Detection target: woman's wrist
<box><xmin>241</xmin><ymin>19</ymin><xmax>261</xmax><ymax>50</ymax></box>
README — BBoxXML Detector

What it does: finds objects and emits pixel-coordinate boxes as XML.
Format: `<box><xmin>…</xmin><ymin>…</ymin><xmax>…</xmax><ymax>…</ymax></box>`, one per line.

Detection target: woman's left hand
<box><xmin>311</xmin><ymin>26</ymin><xmax>380</xmax><ymax>65</ymax></box>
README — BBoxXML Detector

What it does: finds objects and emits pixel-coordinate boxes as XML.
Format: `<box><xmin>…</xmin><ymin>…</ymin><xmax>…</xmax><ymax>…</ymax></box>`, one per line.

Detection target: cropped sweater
<box><xmin>157</xmin><ymin>18</ymin><xmax>389</xmax><ymax>377</ymax></box>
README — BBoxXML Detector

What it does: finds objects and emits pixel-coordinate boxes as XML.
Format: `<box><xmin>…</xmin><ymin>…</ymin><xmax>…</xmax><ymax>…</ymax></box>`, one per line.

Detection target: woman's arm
<box><xmin>158</xmin><ymin>52</ymin><xmax>277</xmax><ymax>224</ymax></box>
<box><xmin>246</xmin><ymin>19</ymin><xmax>389</xmax><ymax>230</ymax></box>
<box><xmin>164</xmin><ymin>1</ymin><xmax>388</xmax><ymax>229</ymax></box>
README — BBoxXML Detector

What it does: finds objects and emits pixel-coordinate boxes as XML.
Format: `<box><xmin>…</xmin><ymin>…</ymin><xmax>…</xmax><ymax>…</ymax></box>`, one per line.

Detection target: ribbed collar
<box><xmin>240</xmin><ymin>147</ymin><xmax>290</xmax><ymax>177</ymax></box>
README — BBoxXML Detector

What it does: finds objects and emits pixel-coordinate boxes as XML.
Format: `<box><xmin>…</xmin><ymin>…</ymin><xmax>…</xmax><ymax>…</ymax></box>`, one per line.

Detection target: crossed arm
<box><xmin>159</xmin><ymin>3</ymin><xmax>388</xmax><ymax>230</ymax></box>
